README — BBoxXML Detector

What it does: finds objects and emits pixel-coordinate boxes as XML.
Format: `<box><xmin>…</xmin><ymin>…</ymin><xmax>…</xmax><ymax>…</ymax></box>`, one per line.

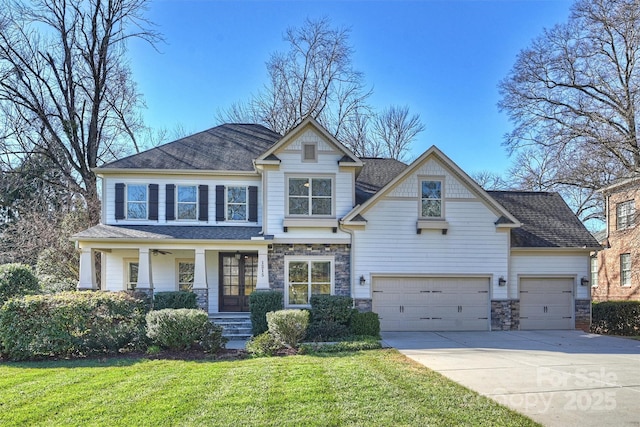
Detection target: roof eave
<box><xmin>93</xmin><ymin>168</ymin><xmax>260</xmax><ymax>177</ymax></box>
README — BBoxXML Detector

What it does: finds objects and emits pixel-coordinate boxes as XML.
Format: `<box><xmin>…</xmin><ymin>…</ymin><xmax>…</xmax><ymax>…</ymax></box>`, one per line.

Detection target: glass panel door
<box><xmin>219</xmin><ymin>253</ymin><xmax>258</xmax><ymax>312</ymax></box>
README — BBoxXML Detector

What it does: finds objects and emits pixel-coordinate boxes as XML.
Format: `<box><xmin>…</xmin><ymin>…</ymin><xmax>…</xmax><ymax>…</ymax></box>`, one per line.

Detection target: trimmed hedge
<box><xmin>153</xmin><ymin>291</ymin><xmax>198</xmax><ymax>310</ymax></box>
<box><xmin>349</xmin><ymin>311</ymin><xmax>381</xmax><ymax>338</ymax></box>
<box><xmin>0</xmin><ymin>263</ymin><xmax>40</xmax><ymax>305</ymax></box>
<box><xmin>267</xmin><ymin>309</ymin><xmax>309</xmax><ymax>348</ymax></box>
<box><xmin>146</xmin><ymin>309</ymin><xmax>226</xmax><ymax>351</ymax></box>
<box><xmin>249</xmin><ymin>291</ymin><xmax>283</xmax><ymax>335</ymax></box>
<box><xmin>307</xmin><ymin>295</ymin><xmax>353</xmax><ymax>340</ymax></box>
<box><xmin>591</xmin><ymin>301</ymin><xmax>640</xmax><ymax>336</ymax></box>
<box><xmin>246</xmin><ymin>332</ymin><xmax>283</xmax><ymax>357</ymax></box>
<box><xmin>0</xmin><ymin>291</ymin><xmax>147</xmax><ymax>361</ymax></box>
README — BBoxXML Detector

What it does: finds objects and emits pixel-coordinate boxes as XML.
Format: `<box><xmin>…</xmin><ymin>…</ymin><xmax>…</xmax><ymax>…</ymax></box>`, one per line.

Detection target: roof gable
<box><xmin>96</xmin><ymin>124</ymin><xmax>281</xmax><ymax>172</ymax></box>
<box><xmin>343</xmin><ymin>145</ymin><xmax>519</xmax><ymax>225</ymax></box>
<box><xmin>255</xmin><ymin>117</ymin><xmax>363</xmax><ymax>167</ymax></box>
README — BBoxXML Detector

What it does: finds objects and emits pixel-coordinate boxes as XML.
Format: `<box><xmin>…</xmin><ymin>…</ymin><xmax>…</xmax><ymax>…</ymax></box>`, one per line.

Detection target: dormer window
<box><xmin>616</xmin><ymin>200</ymin><xmax>635</xmax><ymax>230</ymax></box>
<box><xmin>302</xmin><ymin>143</ymin><xmax>317</xmax><ymax>162</ymax></box>
<box><xmin>421</xmin><ymin>180</ymin><xmax>443</xmax><ymax>218</ymax></box>
<box><xmin>288</xmin><ymin>177</ymin><xmax>333</xmax><ymax>216</ymax></box>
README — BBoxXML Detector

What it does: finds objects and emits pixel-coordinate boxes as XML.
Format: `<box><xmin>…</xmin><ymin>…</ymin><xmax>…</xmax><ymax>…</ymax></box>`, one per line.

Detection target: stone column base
<box><xmin>574</xmin><ymin>299</ymin><xmax>591</xmax><ymax>332</ymax></box>
<box><xmin>193</xmin><ymin>288</ymin><xmax>209</xmax><ymax>312</ymax></box>
<box><xmin>354</xmin><ymin>298</ymin><xmax>372</xmax><ymax>312</ymax></box>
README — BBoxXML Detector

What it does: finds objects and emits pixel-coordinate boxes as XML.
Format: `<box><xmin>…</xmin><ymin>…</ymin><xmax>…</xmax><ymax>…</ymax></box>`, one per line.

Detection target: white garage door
<box><xmin>520</xmin><ymin>278</ymin><xmax>574</xmax><ymax>330</ymax></box>
<box><xmin>372</xmin><ymin>277</ymin><xmax>490</xmax><ymax>332</ymax></box>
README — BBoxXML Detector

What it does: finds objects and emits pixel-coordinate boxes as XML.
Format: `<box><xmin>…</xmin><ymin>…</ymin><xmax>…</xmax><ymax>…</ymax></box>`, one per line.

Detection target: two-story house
<box><xmin>592</xmin><ymin>176</ymin><xmax>640</xmax><ymax>301</ymax></box>
<box><xmin>73</xmin><ymin>117</ymin><xmax>599</xmax><ymax>331</ymax></box>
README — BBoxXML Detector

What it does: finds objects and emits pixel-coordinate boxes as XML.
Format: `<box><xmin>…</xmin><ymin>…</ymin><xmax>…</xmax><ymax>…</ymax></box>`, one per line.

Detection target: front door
<box><xmin>219</xmin><ymin>253</ymin><xmax>257</xmax><ymax>312</ymax></box>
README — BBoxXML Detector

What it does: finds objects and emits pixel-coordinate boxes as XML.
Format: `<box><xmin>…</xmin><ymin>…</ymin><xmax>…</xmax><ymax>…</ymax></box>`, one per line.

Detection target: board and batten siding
<box><xmin>101</xmin><ymin>175</ymin><xmax>262</xmax><ymax>226</ymax></box>
<box><xmin>509</xmin><ymin>252</ymin><xmax>591</xmax><ymax>300</ymax></box>
<box><xmin>352</xmin><ymin>198</ymin><xmax>510</xmax><ymax>301</ymax></box>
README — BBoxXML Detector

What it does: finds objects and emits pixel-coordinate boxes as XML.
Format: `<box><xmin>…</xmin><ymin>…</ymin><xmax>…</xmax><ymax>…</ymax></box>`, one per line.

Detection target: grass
<box><xmin>0</xmin><ymin>349</ymin><xmax>538</xmax><ymax>427</ymax></box>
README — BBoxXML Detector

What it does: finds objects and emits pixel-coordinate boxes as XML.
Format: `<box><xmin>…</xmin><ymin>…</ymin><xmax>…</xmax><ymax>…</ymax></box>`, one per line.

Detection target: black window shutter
<box><xmin>198</xmin><ymin>185</ymin><xmax>209</xmax><ymax>221</ymax></box>
<box><xmin>166</xmin><ymin>184</ymin><xmax>175</xmax><ymax>220</ymax></box>
<box><xmin>115</xmin><ymin>183</ymin><xmax>125</xmax><ymax>220</ymax></box>
<box><xmin>148</xmin><ymin>184</ymin><xmax>159</xmax><ymax>220</ymax></box>
<box><xmin>248</xmin><ymin>186</ymin><xmax>258</xmax><ymax>222</ymax></box>
<box><xmin>216</xmin><ymin>185</ymin><xmax>225</xmax><ymax>221</ymax></box>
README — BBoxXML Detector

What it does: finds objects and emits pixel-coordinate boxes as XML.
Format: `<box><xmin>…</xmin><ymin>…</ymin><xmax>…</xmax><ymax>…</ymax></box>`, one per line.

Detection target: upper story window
<box><xmin>227</xmin><ymin>186</ymin><xmax>248</xmax><ymax>221</ymax></box>
<box><xmin>616</xmin><ymin>200</ymin><xmax>635</xmax><ymax>230</ymax></box>
<box><xmin>621</xmin><ymin>253</ymin><xmax>631</xmax><ymax>286</ymax></box>
<box><xmin>127</xmin><ymin>185</ymin><xmax>147</xmax><ymax>219</ymax></box>
<box><xmin>288</xmin><ymin>177</ymin><xmax>332</xmax><ymax>216</ymax></box>
<box><xmin>177</xmin><ymin>185</ymin><xmax>197</xmax><ymax>220</ymax></box>
<box><xmin>421</xmin><ymin>180</ymin><xmax>443</xmax><ymax>218</ymax></box>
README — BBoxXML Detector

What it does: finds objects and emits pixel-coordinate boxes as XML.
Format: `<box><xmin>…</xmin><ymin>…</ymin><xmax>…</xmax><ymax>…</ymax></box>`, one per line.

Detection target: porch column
<box><xmin>137</xmin><ymin>248</ymin><xmax>153</xmax><ymax>292</ymax></box>
<box><xmin>77</xmin><ymin>248</ymin><xmax>97</xmax><ymax>290</ymax></box>
<box><xmin>192</xmin><ymin>248</ymin><xmax>209</xmax><ymax>311</ymax></box>
<box><xmin>256</xmin><ymin>247</ymin><xmax>270</xmax><ymax>290</ymax></box>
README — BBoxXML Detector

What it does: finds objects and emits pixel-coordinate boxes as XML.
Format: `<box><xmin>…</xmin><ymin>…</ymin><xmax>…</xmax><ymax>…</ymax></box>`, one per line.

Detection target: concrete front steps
<box><xmin>210</xmin><ymin>313</ymin><xmax>253</xmax><ymax>341</ymax></box>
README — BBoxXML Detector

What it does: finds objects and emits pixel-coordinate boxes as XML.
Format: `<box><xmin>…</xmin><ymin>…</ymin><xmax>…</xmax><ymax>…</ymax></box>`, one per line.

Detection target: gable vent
<box><xmin>303</xmin><ymin>143</ymin><xmax>317</xmax><ymax>161</ymax></box>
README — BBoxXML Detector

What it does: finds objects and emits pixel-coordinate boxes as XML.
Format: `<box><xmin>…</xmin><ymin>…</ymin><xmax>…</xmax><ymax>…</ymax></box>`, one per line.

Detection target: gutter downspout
<box><xmin>338</xmin><ymin>219</ymin><xmax>356</xmax><ymax>309</ymax></box>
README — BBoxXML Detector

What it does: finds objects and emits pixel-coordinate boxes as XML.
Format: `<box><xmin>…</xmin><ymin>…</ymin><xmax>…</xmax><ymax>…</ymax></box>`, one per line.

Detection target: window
<box><xmin>177</xmin><ymin>260</ymin><xmax>195</xmax><ymax>291</ymax></box>
<box><xmin>617</xmin><ymin>200</ymin><xmax>635</xmax><ymax>230</ymax></box>
<box><xmin>621</xmin><ymin>253</ymin><xmax>631</xmax><ymax>286</ymax></box>
<box><xmin>177</xmin><ymin>185</ymin><xmax>197</xmax><ymax>220</ymax></box>
<box><xmin>590</xmin><ymin>256</ymin><xmax>598</xmax><ymax>287</ymax></box>
<box><xmin>287</xmin><ymin>259</ymin><xmax>333</xmax><ymax>306</ymax></box>
<box><xmin>288</xmin><ymin>177</ymin><xmax>332</xmax><ymax>216</ymax></box>
<box><xmin>421</xmin><ymin>180</ymin><xmax>443</xmax><ymax>218</ymax></box>
<box><xmin>125</xmin><ymin>260</ymin><xmax>139</xmax><ymax>290</ymax></box>
<box><xmin>127</xmin><ymin>185</ymin><xmax>147</xmax><ymax>219</ymax></box>
<box><xmin>227</xmin><ymin>186</ymin><xmax>247</xmax><ymax>221</ymax></box>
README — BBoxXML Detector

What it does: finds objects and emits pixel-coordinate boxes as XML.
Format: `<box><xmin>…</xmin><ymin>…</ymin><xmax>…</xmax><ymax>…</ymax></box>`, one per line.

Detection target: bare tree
<box><xmin>372</xmin><ymin>105</ymin><xmax>425</xmax><ymax>162</ymax></box>
<box><xmin>217</xmin><ymin>18</ymin><xmax>375</xmax><ymax>147</ymax></box>
<box><xmin>0</xmin><ymin>0</ymin><xmax>161</xmax><ymax>224</ymax></box>
<box><xmin>499</xmin><ymin>0</ymin><xmax>640</xmax><ymax>191</ymax></box>
<box><xmin>471</xmin><ymin>170</ymin><xmax>511</xmax><ymax>190</ymax></box>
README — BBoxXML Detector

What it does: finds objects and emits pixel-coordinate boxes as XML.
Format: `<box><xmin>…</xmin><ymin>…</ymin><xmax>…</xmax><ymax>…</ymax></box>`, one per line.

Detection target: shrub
<box><xmin>245</xmin><ymin>332</ymin><xmax>283</xmax><ymax>357</ymax></box>
<box><xmin>0</xmin><ymin>263</ymin><xmax>40</xmax><ymax>305</ymax></box>
<box><xmin>146</xmin><ymin>309</ymin><xmax>223</xmax><ymax>351</ymax></box>
<box><xmin>591</xmin><ymin>301</ymin><xmax>640</xmax><ymax>336</ymax></box>
<box><xmin>249</xmin><ymin>291</ymin><xmax>283</xmax><ymax>335</ymax></box>
<box><xmin>349</xmin><ymin>311</ymin><xmax>381</xmax><ymax>338</ymax></box>
<box><xmin>307</xmin><ymin>295</ymin><xmax>353</xmax><ymax>341</ymax></box>
<box><xmin>0</xmin><ymin>291</ymin><xmax>147</xmax><ymax>361</ymax></box>
<box><xmin>267</xmin><ymin>309</ymin><xmax>309</xmax><ymax>348</ymax></box>
<box><xmin>299</xmin><ymin>336</ymin><xmax>382</xmax><ymax>354</ymax></box>
<box><xmin>39</xmin><ymin>275</ymin><xmax>77</xmax><ymax>294</ymax></box>
<box><xmin>153</xmin><ymin>291</ymin><xmax>198</xmax><ymax>310</ymax></box>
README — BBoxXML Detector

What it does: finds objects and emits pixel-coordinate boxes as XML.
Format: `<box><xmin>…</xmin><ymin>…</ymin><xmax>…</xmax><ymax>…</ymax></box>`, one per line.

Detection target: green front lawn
<box><xmin>0</xmin><ymin>349</ymin><xmax>537</xmax><ymax>426</ymax></box>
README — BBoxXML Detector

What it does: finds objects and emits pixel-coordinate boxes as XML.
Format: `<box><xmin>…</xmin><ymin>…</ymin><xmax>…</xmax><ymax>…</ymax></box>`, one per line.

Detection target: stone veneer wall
<box><xmin>574</xmin><ymin>299</ymin><xmax>591</xmax><ymax>331</ymax></box>
<box><xmin>354</xmin><ymin>298</ymin><xmax>372</xmax><ymax>312</ymax></box>
<box><xmin>491</xmin><ymin>299</ymin><xmax>520</xmax><ymax>330</ymax></box>
<box><xmin>193</xmin><ymin>288</ymin><xmax>209</xmax><ymax>312</ymax></box>
<box><xmin>268</xmin><ymin>244</ymin><xmax>351</xmax><ymax>297</ymax></box>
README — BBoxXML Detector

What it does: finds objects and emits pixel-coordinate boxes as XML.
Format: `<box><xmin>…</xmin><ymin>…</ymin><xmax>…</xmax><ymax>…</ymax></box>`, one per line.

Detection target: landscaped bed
<box><xmin>0</xmin><ymin>349</ymin><xmax>538</xmax><ymax>426</ymax></box>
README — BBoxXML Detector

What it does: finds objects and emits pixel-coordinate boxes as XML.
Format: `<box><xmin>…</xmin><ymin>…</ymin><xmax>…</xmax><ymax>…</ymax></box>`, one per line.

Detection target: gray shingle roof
<box><xmin>355</xmin><ymin>158</ymin><xmax>408</xmax><ymax>205</ymax></box>
<box><xmin>73</xmin><ymin>224</ymin><xmax>270</xmax><ymax>241</ymax></box>
<box><xmin>99</xmin><ymin>124</ymin><xmax>282</xmax><ymax>171</ymax></box>
<box><xmin>487</xmin><ymin>191</ymin><xmax>600</xmax><ymax>248</ymax></box>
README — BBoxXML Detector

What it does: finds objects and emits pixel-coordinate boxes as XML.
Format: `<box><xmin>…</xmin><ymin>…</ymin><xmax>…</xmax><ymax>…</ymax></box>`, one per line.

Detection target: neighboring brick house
<box><xmin>592</xmin><ymin>176</ymin><xmax>640</xmax><ymax>301</ymax></box>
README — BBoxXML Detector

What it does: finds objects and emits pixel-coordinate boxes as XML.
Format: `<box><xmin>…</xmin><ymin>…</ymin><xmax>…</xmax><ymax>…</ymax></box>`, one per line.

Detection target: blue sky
<box><xmin>128</xmin><ymin>0</ymin><xmax>573</xmax><ymax>175</ymax></box>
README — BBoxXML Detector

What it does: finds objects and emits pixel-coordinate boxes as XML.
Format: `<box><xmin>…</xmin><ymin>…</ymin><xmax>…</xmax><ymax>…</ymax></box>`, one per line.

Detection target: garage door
<box><xmin>520</xmin><ymin>278</ymin><xmax>574</xmax><ymax>330</ymax></box>
<box><xmin>372</xmin><ymin>277</ymin><xmax>490</xmax><ymax>332</ymax></box>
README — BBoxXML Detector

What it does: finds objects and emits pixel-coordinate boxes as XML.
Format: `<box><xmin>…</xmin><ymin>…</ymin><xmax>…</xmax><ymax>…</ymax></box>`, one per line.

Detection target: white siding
<box><xmin>263</xmin><ymin>128</ymin><xmax>354</xmax><ymax>239</ymax></box>
<box><xmin>510</xmin><ymin>252</ymin><xmax>591</xmax><ymax>299</ymax></box>
<box><xmin>101</xmin><ymin>174</ymin><xmax>262</xmax><ymax>226</ymax></box>
<box><xmin>353</xmin><ymin>198</ymin><xmax>510</xmax><ymax>300</ymax></box>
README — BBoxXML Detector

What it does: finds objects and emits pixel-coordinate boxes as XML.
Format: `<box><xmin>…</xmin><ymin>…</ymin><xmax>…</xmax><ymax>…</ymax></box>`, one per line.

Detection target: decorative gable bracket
<box><xmin>417</xmin><ymin>220</ymin><xmax>449</xmax><ymax>235</ymax></box>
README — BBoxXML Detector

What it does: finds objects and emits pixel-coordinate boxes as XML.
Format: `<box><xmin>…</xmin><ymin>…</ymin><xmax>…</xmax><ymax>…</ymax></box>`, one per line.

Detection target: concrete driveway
<box><xmin>382</xmin><ymin>330</ymin><xmax>640</xmax><ymax>427</ymax></box>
